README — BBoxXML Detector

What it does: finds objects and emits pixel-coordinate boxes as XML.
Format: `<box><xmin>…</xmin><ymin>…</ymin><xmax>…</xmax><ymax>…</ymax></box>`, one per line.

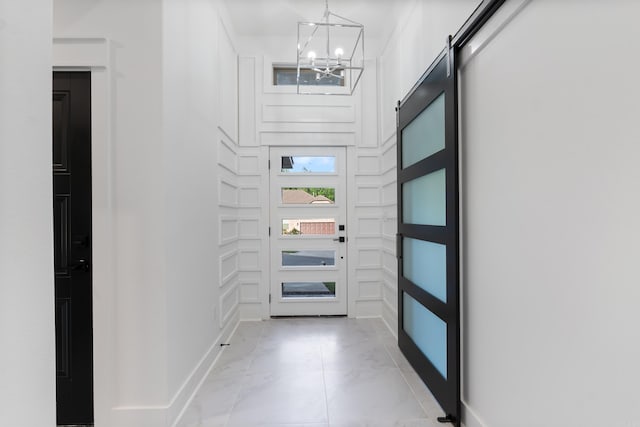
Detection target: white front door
<box><xmin>269</xmin><ymin>147</ymin><xmax>348</xmax><ymax>316</ymax></box>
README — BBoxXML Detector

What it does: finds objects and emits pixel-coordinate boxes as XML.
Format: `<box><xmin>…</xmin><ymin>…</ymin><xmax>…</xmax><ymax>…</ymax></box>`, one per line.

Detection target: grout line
<box><xmin>320</xmin><ymin>337</ymin><xmax>332</xmax><ymax>427</ymax></box>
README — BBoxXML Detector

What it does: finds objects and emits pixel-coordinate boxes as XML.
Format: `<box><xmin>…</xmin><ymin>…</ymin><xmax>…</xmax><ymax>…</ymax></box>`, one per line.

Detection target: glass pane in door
<box><xmin>402</xmin><ymin>169</ymin><xmax>446</xmax><ymax>226</ymax></box>
<box><xmin>281</xmin><ymin>156</ymin><xmax>336</xmax><ymax>173</ymax></box>
<box><xmin>282</xmin><ymin>282</ymin><xmax>336</xmax><ymax>298</ymax></box>
<box><xmin>281</xmin><ymin>250</ymin><xmax>336</xmax><ymax>267</ymax></box>
<box><xmin>282</xmin><ymin>218</ymin><xmax>336</xmax><ymax>236</ymax></box>
<box><xmin>403</xmin><ymin>238</ymin><xmax>447</xmax><ymax>302</ymax></box>
<box><xmin>401</xmin><ymin>93</ymin><xmax>445</xmax><ymax>168</ymax></box>
<box><xmin>282</xmin><ymin>188</ymin><xmax>335</xmax><ymax>204</ymax></box>
<box><xmin>403</xmin><ymin>292</ymin><xmax>447</xmax><ymax>379</ymax></box>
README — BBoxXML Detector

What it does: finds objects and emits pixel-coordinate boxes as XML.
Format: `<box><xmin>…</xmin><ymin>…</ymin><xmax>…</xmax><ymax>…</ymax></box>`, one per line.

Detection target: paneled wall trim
<box><xmin>219</xmin><ymin>217</ymin><xmax>238</xmax><ymax>245</ymax></box>
<box><xmin>260</xmin><ymin>131</ymin><xmax>356</xmax><ymax>146</ymax></box>
<box><xmin>262</xmin><ymin>104</ymin><xmax>356</xmax><ymax>123</ymax></box>
<box><xmin>219</xmin><ymin>249</ymin><xmax>239</xmax><ymax>287</ymax></box>
<box><xmin>234</xmin><ymin>45</ymin><xmax>385</xmax><ymax>320</ymax></box>
<box><xmin>53</xmin><ymin>37</ymin><xmax>109</xmax><ymax>68</ymax></box>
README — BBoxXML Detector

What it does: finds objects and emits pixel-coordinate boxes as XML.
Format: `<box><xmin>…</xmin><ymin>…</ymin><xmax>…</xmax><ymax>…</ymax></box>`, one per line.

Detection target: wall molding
<box><xmin>219</xmin><ymin>249</ymin><xmax>239</xmax><ymax>287</ymax></box>
<box><xmin>262</xmin><ymin>104</ymin><xmax>355</xmax><ymax>124</ymax></box>
<box><xmin>260</xmin><ymin>131</ymin><xmax>356</xmax><ymax>146</ymax></box>
<box><xmin>220</xmin><ymin>284</ymin><xmax>240</xmax><ymax>327</ymax></box>
<box><xmin>219</xmin><ymin>216</ymin><xmax>238</xmax><ymax>245</ymax></box>
<box><xmin>218</xmin><ymin>178</ymin><xmax>238</xmax><ymax>208</ymax></box>
<box><xmin>53</xmin><ymin>37</ymin><xmax>109</xmax><ymax>68</ymax></box>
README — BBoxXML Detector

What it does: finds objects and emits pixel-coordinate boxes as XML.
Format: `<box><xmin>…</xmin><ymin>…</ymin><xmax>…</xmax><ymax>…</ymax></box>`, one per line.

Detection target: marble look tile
<box><xmin>176</xmin><ymin>318</ymin><xmax>433</xmax><ymax>427</ymax></box>
<box><xmin>324</xmin><ymin>367</ymin><xmax>427</xmax><ymax>426</ymax></box>
<box><xmin>369</xmin><ymin>317</ymin><xmax>395</xmax><ymax>337</ymax></box>
<box><xmin>321</xmin><ymin>338</ymin><xmax>396</xmax><ymax>371</ymax></box>
<box><xmin>176</xmin><ymin>375</ymin><xmax>245</xmax><ymax>427</ymax></box>
<box><xmin>321</xmin><ymin>325</ymin><xmax>380</xmax><ymax>345</ymax></box>
<box><xmin>260</xmin><ymin>424</ymin><xmax>328</xmax><ymax>427</ymax></box>
<box><xmin>208</xmin><ymin>348</ymin><xmax>255</xmax><ymax>378</ymax></box>
<box><xmin>227</xmin><ymin>370</ymin><xmax>328</xmax><ymax>426</ymax></box>
<box><xmin>262</xmin><ymin>318</ymin><xmax>379</xmax><ymax>345</ymax></box>
<box><xmin>330</xmin><ymin>419</ymin><xmax>438</xmax><ymax>427</ymax></box>
<box><xmin>234</xmin><ymin>320</ymin><xmax>266</xmax><ymax>338</ymax></box>
<box><xmin>383</xmin><ymin>340</ymin><xmax>414</xmax><ymax>371</ymax></box>
<box><xmin>249</xmin><ymin>339</ymin><xmax>323</xmax><ymax>373</ymax></box>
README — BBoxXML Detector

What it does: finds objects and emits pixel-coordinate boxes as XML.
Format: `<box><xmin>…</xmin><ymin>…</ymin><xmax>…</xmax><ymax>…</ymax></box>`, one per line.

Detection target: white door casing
<box><xmin>269</xmin><ymin>147</ymin><xmax>348</xmax><ymax>316</ymax></box>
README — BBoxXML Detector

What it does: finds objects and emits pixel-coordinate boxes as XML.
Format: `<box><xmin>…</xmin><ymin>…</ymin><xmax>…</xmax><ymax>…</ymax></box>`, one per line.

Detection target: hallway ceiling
<box><xmin>222</xmin><ymin>0</ymin><xmax>404</xmax><ymax>38</ymax></box>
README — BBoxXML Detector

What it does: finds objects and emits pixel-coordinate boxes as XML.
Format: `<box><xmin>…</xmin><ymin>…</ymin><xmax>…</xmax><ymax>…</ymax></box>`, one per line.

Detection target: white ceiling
<box><xmin>222</xmin><ymin>0</ymin><xmax>404</xmax><ymax>38</ymax></box>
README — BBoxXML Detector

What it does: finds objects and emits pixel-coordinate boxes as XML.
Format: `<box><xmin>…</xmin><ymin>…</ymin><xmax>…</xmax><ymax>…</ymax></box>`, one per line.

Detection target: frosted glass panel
<box><xmin>403</xmin><ymin>292</ymin><xmax>447</xmax><ymax>379</ymax></box>
<box><xmin>401</xmin><ymin>93</ymin><xmax>445</xmax><ymax>168</ymax></box>
<box><xmin>403</xmin><ymin>169</ymin><xmax>446</xmax><ymax>226</ymax></box>
<box><xmin>403</xmin><ymin>238</ymin><xmax>447</xmax><ymax>302</ymax></box>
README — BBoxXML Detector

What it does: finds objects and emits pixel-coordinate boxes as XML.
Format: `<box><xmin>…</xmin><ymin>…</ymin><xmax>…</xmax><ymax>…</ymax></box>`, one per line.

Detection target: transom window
<box><xmin>273</xmin><ymin>66</ymin><xmax>345</xmax><ymax>86</ymax></box>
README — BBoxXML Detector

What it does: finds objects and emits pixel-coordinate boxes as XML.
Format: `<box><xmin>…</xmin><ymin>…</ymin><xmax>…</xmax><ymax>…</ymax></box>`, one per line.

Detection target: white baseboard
<box><xmin>109</xmin><ymin>313</ymin><xmax>241</xmax><ymax>427</ymax></box>
<box><xmin>110</xmin><ymin>405</ymin><xmax>168</xmax><ymax>427</ymax></box>
<box><xmin>169</xmin><ymin>313</ymin><xmax>241</xmax><ymax>426</ymax></box>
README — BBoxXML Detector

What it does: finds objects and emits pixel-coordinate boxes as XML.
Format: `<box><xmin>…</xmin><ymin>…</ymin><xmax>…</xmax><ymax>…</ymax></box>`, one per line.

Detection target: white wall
<box><xmin>53</xmin><ymin>0</ymin><xmax>240</xmax><ymax>425</ymax></box>
<box><xmin>378</xmin><ymin>0</ymin><xmax>480</xmax><ymax>335</ymax></box>
<box><xmin>381</xmin><ymin>0</ymin><xmax>640</xmax><ymax>426</ymax></box>
<box><xmin>162</xmin><ymin>0</ymin><xmax>240</xmax><ymax>423</ymax></box>
<box><xmin>0</xmin><ymin>1</ymin><xmax>56</xmax><ymax>426</ymax></box>
<box><xmin>54</xmin><ymin>2</ymin><xmax>168</xmax><ymax>419</ymax></box>
<box><xmin>460</xmin><ymin>1</ymin><xmax>640</xmax><ymax>426</ymax></box>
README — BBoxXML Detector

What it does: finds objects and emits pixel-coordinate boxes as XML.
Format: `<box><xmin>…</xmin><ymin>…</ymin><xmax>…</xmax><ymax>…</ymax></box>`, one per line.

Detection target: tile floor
<box><xmin>176</xmin><ymin>317</ymin><xmax>445</xmax><ymax>427</ymax></box>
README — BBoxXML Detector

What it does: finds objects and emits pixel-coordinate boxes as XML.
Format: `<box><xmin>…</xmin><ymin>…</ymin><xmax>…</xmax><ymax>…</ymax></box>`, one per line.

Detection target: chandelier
<box><xmin>297</xmin><ymin>0</ymin><xmax>364</xmax><ymax>95</ymax></box>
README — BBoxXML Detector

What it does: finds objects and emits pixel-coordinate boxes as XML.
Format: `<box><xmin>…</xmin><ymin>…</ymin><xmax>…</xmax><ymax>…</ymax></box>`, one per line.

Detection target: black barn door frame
<box><xmin>397</xmin><ymin>45</ymin><xmax>459</xmax><ymax>426</ymax></box>
<box><xmin>396</xmin><ymin>1</ymin><xmax>505</xmax><ymax>426</ymax></box>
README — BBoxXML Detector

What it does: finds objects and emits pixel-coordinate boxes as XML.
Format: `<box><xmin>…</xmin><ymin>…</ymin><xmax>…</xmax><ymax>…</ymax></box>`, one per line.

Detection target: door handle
<box><xmin>71</xmin><ymin>259</ymin><xmax>90</xmax><ymax>272</ymax></box>
<box><xmin>333</xmin><ymin>236</ymin><xmax>346</xmax><ymax>243</ymax></box>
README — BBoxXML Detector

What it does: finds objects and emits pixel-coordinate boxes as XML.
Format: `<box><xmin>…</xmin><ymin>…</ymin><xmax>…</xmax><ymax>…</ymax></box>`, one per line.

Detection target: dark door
<box><xmin>396</xmin><ymin>46</ymin><xmax>460</xmax><ymax>426</ymax></box>
<box><xmin>53</xmin><ymin>71</ymin><xmax>94</xmax><ymax>425</ymax></box>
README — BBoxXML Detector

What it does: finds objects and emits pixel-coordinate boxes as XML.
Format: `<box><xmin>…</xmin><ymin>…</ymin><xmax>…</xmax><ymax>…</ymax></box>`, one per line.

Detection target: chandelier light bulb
<box><xmin>334</xmin><ymin>47</ymin><xmax>344</xmax><ymax>58</ymax></box>
<box><xmin>307</xmin><ymin>50</ymin><xmax>316</xmax><ymax>66</ymax></box>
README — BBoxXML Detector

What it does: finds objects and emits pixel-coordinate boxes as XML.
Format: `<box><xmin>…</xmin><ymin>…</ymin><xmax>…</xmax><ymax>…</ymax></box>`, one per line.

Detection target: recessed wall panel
<box><xmin>239</xmin><ymin>155</ymin><xmax>259</xmax><ymax>174</ymax></box>
<box><xmin>239</xmin><ymin>187</ymin><xmax>259</xmax><ymax>206</ymax></box>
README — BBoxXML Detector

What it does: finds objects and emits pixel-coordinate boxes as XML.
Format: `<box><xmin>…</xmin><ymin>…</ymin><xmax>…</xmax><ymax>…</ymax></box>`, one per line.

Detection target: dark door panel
<box><xmin>53</xmin><ymin>71</ymin><xmax>94</xmax><ymax>425</ymax></box>
<box><xmin>397</xmin><ymin>47</ymin><xmax>460</xmax><ymax>426</ymax></box>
